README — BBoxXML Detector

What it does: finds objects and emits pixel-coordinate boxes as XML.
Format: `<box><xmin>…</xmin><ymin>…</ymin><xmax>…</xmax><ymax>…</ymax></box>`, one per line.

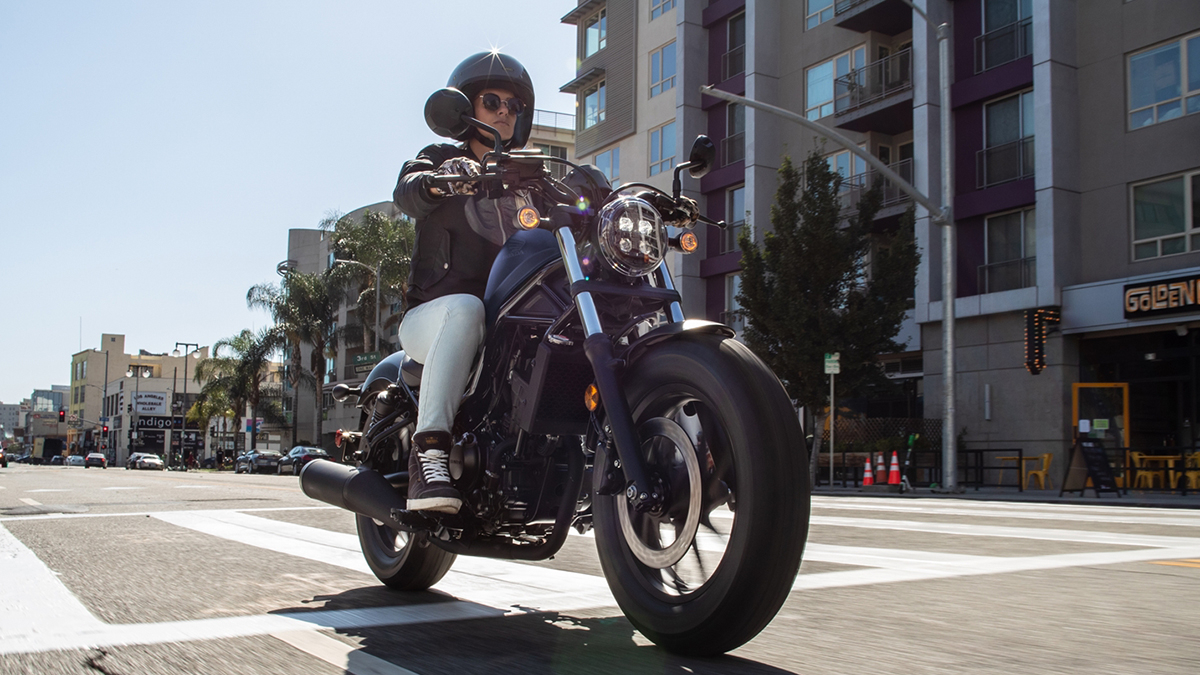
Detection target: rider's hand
<box><xmin>430</xmin><ymin>157</ymin><xmax>482</xmax><ymax>197</ymax></box>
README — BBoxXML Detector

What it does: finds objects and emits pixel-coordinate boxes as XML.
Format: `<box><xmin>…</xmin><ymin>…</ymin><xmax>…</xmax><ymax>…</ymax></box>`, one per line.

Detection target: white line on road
<box><xmin>810</xmin><ymin>498</ymin><xmax>1200</xmax><ymax>528</ymax></box>
<box><xmin>101</xmin><ymin>487</ymin><xmax>146</xmax><ymax>491</ymax></box>
<box><xmin>18</xmin><ymin>498</ymin><xmax>40</xmax><ymax>506</ymax></box>
<box><xmin>271</xmin><ymin>630</ymin><xmax>422</xmax><ymax>675</ymax></box>
<box><xmin>806</xmin><ymin>515</ymin><xmax>1200</xmax><ymax>548</ymax></box>
<box><xmin>172</xmin><ymin>485</ymin><xmax>215</xmax><ymax>489</ymax></box>
<box><xmin>0</xmin><ymin>523</ymin><xmax>103</xmax><ymax>635</ymax></box>
<box><xmin>26</xmin><ymin>489</ymin><xmax>70</xmax><ymax>493</ymax></box>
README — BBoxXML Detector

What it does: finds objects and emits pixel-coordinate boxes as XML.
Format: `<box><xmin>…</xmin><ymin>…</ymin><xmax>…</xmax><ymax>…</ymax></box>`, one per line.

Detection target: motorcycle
<box><xmin>300</xmin><ymin>87</ymin><xmax>810</xmax><ymax>656</ymax></box>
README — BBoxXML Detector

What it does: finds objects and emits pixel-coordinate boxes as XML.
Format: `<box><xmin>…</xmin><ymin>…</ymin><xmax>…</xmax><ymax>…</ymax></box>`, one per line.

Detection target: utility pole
<box><xmin>700</xmin><ymin>1</ymin><xmax>959</xmax><ymax>491</ymax></box>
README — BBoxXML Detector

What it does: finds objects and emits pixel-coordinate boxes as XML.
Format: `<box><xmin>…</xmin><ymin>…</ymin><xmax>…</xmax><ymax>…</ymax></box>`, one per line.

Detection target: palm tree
<box><xmin>321</xmin><ymin>210</ymin><xmax>415</xmax><ymax>353</ymax></box>
<box><xmin>247</xmin><ymin>269</ymin><xmax>342</xmax><ymax>448</ymax></box>
<box><xmin>192</xmin><ymin>327</ymin><xmax>287</xmax><ymax>452</ymax></box>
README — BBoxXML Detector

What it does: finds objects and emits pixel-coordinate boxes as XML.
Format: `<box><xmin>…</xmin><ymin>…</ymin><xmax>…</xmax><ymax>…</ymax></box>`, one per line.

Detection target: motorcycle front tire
<box><xmin>592</xmin><ymin>333</ymin><xmax>810</xmax><ymax>656</ymax></box>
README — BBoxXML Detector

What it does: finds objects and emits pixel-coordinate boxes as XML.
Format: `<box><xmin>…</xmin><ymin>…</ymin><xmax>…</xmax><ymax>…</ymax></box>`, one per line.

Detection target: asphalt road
<box><xmin>2</xmin><ymin>463</ymin><xmax>1199</xmax><ymax>674</ymax></box>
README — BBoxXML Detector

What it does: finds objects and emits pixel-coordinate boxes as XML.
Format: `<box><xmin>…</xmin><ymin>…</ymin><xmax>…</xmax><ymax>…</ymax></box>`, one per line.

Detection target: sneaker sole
<box><xmin>406</xmin><ymin>496</ymin><xmax>462</xmax><ymax>514</ymax></box>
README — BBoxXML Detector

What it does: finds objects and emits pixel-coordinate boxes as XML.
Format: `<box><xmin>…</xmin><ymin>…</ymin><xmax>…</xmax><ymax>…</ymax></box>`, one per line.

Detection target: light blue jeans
<box><xmin>398</xmin><ymin>293</ymin><xmax>486</xmax><ymax>436</ymax></box>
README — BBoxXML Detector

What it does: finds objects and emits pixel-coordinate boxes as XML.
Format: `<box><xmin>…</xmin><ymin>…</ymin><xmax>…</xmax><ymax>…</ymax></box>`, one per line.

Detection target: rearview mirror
<box><xmin>424</xmin><ymin>87</ymin><xmax>472</xmax><ymax>139</ymax></box>
<box><xmin>687</xmin><ymin>136</ymin><xmax>717</xmax><ymax>179</ymax></box>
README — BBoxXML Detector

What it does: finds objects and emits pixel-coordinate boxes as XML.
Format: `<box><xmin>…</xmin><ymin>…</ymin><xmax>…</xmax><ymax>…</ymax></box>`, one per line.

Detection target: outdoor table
<box><xmin>958</xmin><ymin>448</ymin><xmax>1024</xmax><ymax>491</ymax></box>
<box><xmin>1137</xmin><ymin>454</ymin><xmax>1184</xmax><ymax>490</ymax></box>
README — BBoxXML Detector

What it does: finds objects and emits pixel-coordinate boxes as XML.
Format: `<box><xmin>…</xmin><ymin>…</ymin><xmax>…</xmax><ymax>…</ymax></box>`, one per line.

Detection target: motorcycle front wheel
<box><xmin>592</xmin><ymin>333</ymin><xmax>810</xmax><ymax>656</ymax></box>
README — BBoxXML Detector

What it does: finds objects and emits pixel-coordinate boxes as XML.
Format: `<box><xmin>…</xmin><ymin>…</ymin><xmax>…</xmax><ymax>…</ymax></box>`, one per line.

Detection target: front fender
<box><xmin>623</xmin><ymin>319</ymin><xmax>736</xmax><ymax>367</ymax></box>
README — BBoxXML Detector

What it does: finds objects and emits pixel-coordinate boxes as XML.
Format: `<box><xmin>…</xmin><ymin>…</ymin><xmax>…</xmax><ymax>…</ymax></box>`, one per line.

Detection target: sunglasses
<box><xmin>478</xmin><ymin>92</ymin><xmax>526</xmax><ymax>115</ymax></box>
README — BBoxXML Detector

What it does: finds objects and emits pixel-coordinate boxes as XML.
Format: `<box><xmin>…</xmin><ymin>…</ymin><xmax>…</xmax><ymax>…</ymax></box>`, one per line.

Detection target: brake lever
<box><xmin>697</xmin><ymin>214</ymin><xmax>727</xmax><ymax>229</ymax></box>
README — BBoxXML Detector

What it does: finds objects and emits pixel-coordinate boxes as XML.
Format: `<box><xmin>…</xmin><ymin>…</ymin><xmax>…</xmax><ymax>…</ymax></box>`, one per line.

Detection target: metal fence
<box><xmin>840</xmin><ymin>158</ymin><xmax>914</xmax><ymax>214</ymax></box>
<box><xmin>834</xmin><ymin>49</ymin><xmax>912</xmax><ymax>115</ymax></box>
<box><xmin>977</xmin><ymin>256</ymin><xmax>1036</xmax><ymax>294</ymax></box>
<box><xmin>722</xmin><ymin>132</ymin><xmax>745</xmax><ymax>166</ymax></box>
<box><xmin>976</xmin><ymin>136</ymin><xmax>1035</xmax><ymax>188</ymax></box>
<box><xmin>719</xmin><ymin>220</ymin><xmax>745</xmax><ymax>255</ymax></box>
<box><xmin>722</xmin><ymin>44</ymin><xmax>745</xmax><ymax>81</ymax></box>
<box><xmin>531</xmin><ymin>109</ymin><xmax>575</xmax><ymax>131</ymax></box>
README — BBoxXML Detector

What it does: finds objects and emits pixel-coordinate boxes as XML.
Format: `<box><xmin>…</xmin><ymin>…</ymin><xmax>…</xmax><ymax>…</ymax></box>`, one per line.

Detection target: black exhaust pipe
<box><xmin>299</xmin><ymin>459</ymin><xmax>408</xmax><ymax>527</ymax></box>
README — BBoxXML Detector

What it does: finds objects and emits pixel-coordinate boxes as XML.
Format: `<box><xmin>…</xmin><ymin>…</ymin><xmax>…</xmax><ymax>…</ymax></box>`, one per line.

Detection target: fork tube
<box><xmin>554</xmin><ymin>228</ymin><xmax>603</xmax><ymax>336</ymax></box>
<box><xmin>656</xmin><ymin>262</ymin><xmax>686</xmax><ymax>322</ymax></box>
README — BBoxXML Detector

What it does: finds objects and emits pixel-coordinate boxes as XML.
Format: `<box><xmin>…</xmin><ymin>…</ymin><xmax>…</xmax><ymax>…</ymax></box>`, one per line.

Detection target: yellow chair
<box><xmin>1182</xmin><ymin>453</ymin><xmax>1200</xmax><ymax>491</ymax></box>
<box><xmin>1025</xmin><ymin>453</ymin><xmax>1053</xmax><ymax>490</ymax></box>
<box><xmin>996</xmin><ymin>455</ymin><xmax>1022</xmax><ymax>488</ymax></box>
<box><xmin>1131</xmin><ymin>451</ymin><xmax>1165</xmax><ymax>489</ymax></box>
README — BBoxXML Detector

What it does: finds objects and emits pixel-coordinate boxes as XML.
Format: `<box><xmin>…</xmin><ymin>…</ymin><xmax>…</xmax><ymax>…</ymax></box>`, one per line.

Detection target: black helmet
<box><xmin>447</xmin><ymin>51</ymin><xmax>535</xmax><ymax>150</ymax></box>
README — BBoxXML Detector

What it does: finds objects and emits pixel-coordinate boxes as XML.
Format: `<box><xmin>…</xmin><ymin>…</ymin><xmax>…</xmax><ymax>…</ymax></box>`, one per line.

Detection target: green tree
<box><xmin>192</xmin><ymin>327</ymin><xmax>287</xmax><ymax>452</ymax></box>
<box><xmin>247</xmin><ymin>269</ymin><xmax>342</xmax><ymax>448</ymax></box>
<box><xmin>737</xmin><ymin>150</ymin><xmax>920</xmax><ymax>481</ymax></box>
<box><xmin>321</xmin><ymin>210</ymin><xmax>415</xmax><ymax>354</ymax></box>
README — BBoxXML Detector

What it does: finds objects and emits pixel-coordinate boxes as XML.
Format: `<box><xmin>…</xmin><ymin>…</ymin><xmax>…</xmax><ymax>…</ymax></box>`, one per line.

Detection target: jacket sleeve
<box><xmin>393</xmin><ymin>145</ymin><xmax>451</xmax><ymax>220</ymax></box>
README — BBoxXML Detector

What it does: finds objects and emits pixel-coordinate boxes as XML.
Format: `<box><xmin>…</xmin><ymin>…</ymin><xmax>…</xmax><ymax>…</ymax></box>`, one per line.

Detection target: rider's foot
<box><xmin>407</xmin><ymin>431</ymin><xmax>462</xmax><ymax>514</ymax></box>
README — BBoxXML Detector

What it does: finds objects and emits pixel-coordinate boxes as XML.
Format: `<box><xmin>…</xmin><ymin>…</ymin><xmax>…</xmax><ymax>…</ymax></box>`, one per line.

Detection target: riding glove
<box><xmin>432</xmin><ymin>157</ymin><xmax>482</xmax><ymax>196</ymax></box>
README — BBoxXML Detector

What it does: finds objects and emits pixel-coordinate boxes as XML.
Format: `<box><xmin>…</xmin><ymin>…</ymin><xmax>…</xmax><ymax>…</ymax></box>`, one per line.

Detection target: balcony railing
<box><xmin>975</xmin><ymin>18</ymin><xmax>1032</xmax><ymax>74</ymax></box>
<box><xmin>977</xmin><ymin>256</ymin><xmax>1036</xmax><ymax>294</ymax></box>
<box><xmin>722</xmin><ymin>132</ymin><xmax>745</xmax><ymax>166</ymax></box>
<box><xmin>719</xmin><ymin>310</ymin><xmax>745</xmax><ymax>332</ymax></box>
<box><xmin>531</xmin><ymin>109</ymin><xmax>576</xmax><ymax>130</ymax></box>
<box><xmin>841</xmin><ymin>158</ymin><xmax>914</xmax><ymax>213</ymax></box>
<box><xmin>723</xmin><ymin>44</ymin><xmax>745</xmax><ymax>81</ymax></box>
<box><xmin>976</xmin><ymin>136</ymin><xmax>1034</xmax><ymax>188</ymax></box>
<box><xmin>719</xmin><ymin>220</ymin><xmax>746</xmax><ymax>255</ymax></box>
<box><xmin>835</xmin><ymin>0</ymin><xmax>874</xmax><ymax>12</ymax></box>
<box><xmin>834</xmin><ymin>49</ymin><xmax>912</xmax><ymax>115</ymax></box>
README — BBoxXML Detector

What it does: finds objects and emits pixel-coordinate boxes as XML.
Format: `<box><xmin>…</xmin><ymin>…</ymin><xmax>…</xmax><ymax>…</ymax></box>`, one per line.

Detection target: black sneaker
<box><xmin>407</xmin><ymin>431</ymin><xmax>462</xmax><ymax>514</ymax></box>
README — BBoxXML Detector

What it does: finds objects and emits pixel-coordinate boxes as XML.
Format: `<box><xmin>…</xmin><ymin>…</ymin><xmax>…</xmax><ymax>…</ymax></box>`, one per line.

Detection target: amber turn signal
<box><xmin>517</xmin><ymin>206</ymin><xmax>541</xmax><ymax>230</ymax></box>
<box><xmin>584</xmin><ymin>383</ymin><xmax>601</xmax><ymax>411</ymax></box>
<box><xmin>679</xmin><ymin>231</ymin><xmax>698</xmax><ymax>252</ymax></box>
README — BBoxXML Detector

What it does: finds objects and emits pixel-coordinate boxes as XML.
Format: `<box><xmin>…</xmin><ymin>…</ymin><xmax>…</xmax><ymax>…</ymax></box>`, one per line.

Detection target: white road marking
<box><xmin>807</xmin><ymin>515</ymin><xmax>1200</xmax><ymax>548</ymax></box>
<box><xmin>810</xmin><ymin>498</ymin><xmax>1200</xmax><ymax>528</ymax></box>
<box><xmin>18</xmin><ymin>498</ymin><xmax>40</xmax><ymax>506</ymax></box>
<box><xmin>271</xmin><ymin>630</ymin><xmax>422</xmax><ymax>675</ymax></box>
<box><xmin>172</xmin><ymin>485</ymin><xmax>214</xmax><ymax>489</ymax></box>
<box><xmin>101</xmin><ymin>487</ymin><xmax>146</xmax><ymax>491</ymax></box>
<box><xmin>26</xmin><ymin>489</ymin><xmax>70</xmax><ymax>493</ymax></box>
<box><xmin>0</xmin><ymin>524</ymin><xmax>103</xmax><ymax>635</ymax></box>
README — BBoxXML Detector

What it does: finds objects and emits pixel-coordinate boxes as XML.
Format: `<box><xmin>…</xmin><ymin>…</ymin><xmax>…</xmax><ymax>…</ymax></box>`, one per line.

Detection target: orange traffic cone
<box><xmin>888</xmin><ymin>451</ymin><xmax>902</xmax><ymax>485</ymax></box>
<box><xmin>875</xmin><ymin>453</ymin><xmax>886</xmax><ymax>484</ymax></box>
<box><xmin>862</xmin><ymin>458</ymin><xmax>874</xmax><ymax>486</ymax></box>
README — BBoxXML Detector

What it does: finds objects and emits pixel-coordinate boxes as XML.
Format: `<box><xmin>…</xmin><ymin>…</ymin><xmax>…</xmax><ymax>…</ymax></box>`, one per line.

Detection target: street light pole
<box><xmin>698</xmin><ymin>0</ymin><xmax>959</xmax><ymax>491</ymax></box>
<box><xmin>173</xmin><ymin>342</ymin><xmax>200</xmax><ymax>468</ymax></box>
<box><xmin>126</xmin><ymin>359</ymin><xmax>150</xmax><ymax>459</ymax></box>
<box><xmin>335</xmin><ymin>259</ymin><xmax>382</xmax><ymax>354</ymax></box>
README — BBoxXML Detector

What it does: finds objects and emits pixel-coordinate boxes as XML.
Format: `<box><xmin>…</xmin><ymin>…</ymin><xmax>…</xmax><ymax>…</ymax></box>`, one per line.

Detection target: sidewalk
<box><xmin>812</xmin><ymin>484</ymin><xmax>1200</xmax><ymax>509</ymax></box>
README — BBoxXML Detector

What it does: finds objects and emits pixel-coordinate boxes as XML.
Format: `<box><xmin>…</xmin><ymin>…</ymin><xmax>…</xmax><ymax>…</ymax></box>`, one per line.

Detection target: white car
<box><xmin>66</xmin><ymin>455</ymin><xmax>85</xmax><ymax>467</ymax></box>
<box><xmin>135</xmin><ymin>454</ymin><xmax>165</xmax><ymax>471</ymax></box>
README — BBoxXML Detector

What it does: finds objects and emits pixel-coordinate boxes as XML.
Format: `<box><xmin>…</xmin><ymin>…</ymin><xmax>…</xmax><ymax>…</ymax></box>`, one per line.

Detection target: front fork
<box><xmin>555</xmin><ymin>227</ymin><xmax>681</xmax><ymax>512</ymax></box>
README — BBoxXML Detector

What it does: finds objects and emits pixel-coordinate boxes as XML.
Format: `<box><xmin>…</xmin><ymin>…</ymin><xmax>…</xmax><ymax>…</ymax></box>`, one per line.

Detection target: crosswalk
<box><xmin>3</xmin><ymin>496</ymin><xmax>1200</xmax><ymax>664</ymax></box>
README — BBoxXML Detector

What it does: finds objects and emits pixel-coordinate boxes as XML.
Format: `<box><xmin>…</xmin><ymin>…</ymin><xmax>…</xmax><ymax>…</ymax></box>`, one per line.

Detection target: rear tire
<box><xmin>592</xmin><ymin>334</ymin><xmax>809</xmax><ymax>656</ymax></box>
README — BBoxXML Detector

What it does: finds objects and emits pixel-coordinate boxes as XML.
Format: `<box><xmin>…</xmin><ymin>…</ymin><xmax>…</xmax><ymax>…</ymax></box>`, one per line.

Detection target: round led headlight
<box><xmin>596</xmin><ymin>196</ymin><xmax>666</xmax><ymax>277</ymax></box>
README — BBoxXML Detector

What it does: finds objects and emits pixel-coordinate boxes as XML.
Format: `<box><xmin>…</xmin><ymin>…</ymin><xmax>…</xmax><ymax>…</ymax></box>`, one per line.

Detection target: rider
<box><xmin>392</xmin><ymin>52</ymin><xmax>537</xmax><ymax>513</ymax></box>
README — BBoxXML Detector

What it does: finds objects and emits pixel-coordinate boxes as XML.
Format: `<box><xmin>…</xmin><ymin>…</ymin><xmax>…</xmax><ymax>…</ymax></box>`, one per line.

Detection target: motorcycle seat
<box><xmin>400</xmin><ymin>354</ymin><xmax>423</xmax><ymax>388</ymax></box>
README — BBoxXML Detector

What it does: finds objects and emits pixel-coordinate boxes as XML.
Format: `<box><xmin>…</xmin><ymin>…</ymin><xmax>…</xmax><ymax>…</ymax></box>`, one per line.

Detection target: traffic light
<box><xmin>102</xmin><ymin>425</ymin><xmax>109</xmax><ymax>434</ymax></box>
<box><xmin>58</xmin><ymin>409</ymin><xmax>65</xmax><ymax>422</ymax></box>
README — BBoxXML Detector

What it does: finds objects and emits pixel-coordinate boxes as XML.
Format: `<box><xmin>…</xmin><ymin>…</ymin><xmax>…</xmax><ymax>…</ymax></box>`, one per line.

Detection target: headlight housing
<box><xmin>596</xmin><ymin>196</ymin><xmax>666</xmax><ymax>277</ymax></box>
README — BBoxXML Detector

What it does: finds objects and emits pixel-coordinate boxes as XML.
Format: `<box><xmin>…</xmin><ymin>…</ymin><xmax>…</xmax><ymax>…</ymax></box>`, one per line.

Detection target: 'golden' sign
<box><xmin>1124</xmin><ymin>275</ymin><xmax>1200</xmax><ymax>319</ymax></box>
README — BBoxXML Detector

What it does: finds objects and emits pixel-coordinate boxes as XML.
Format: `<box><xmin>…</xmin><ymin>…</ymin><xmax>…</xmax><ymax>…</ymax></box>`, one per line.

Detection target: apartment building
<box><xmin>558</xmin><ymin>0</ymin><xmax>1200</xmax><ymax>470</ymax></box>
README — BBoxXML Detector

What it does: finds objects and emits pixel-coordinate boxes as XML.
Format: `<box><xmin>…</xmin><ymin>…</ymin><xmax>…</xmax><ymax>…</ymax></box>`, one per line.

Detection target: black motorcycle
<box><xmin>300</xmin><ymin>87</ymin><xmax>810</xmax><ymax>656</ymax></box>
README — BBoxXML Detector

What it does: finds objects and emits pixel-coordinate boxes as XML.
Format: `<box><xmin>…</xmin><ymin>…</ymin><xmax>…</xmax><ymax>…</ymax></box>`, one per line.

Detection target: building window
<box><xmin>584</xmin><ymin>8</ymin><xmax>606</xmax><ymax>58</ymax></box>
<box><xmin>978</xmin><ymin>89</ymin><xmax>1034</xmax><ymax>188</ymax></box>
<box><xmin>582</xmin><ymin>80</ymin><xmax>606</xmax><ymax>129</ymax></box>
<box><xmin>723</xmin><ymin>103</ymin><xmax>745</xmax><ymax>166</ymax></box>
<box><xmin>721</xmin><ymin>185</ymin><xmax>746</xmax><ymax>255</ymax></box>
<box><xmin>721</xmin><ymin>273</ymin><xmax>745</xmax><ymax>334</ymax></box>
<box><xmin>651</xmin><ymin>0</ymin><xmax>674</xmax><ymax>20</ymax></box>
<box><xmin>81</xmin><ymin>361</ymin><xmax>87</xmax><ymax>379</ymax></box>
<box><xmin>1128</xmin><ymin>31</ymin><xmax>1200</xmax><ymax>129</ymax></box>
<box><xmin>826</xmin><ymin>148</ymin><xmax>867</xmax><ymax>186</ymax></box>
<box><xmin>650</xmin><ymin>121</ymin><xmax>676</xmax><ymax>176</ymax></box>
<box><xmin>534</xmin><ymin>143</ymin><xmax>569</xmax><ymax>180</ymax></box>
<box><xmin>595</xmin><ymin>146</ymin><xmax>620</xmax><ymax>185</ymax></box>
<box><xmin>806</xmin><ymin>47</ymin><xmax>866</xmax><ymax>120</ymax></box>
<box><xmin>807</xmin><ymin>0</ymin><xmax>834</xmax><ymax>30</ymax></box>
<box><xmin>976</xmin><ymin>0</ymin><xmax>1033</xmax><ymax>73</ymax></box>
<box><xmin>650</xmin><ymin>42</ymin><xmax>676</xmax><ymax>97</ymax></box>
<box><xmin>1132</xmin><ymin>170</ymin><xmax>1200</xmax><ymax>260</ymax></box>
<box><xmin>724</xmin><ymin>12</ymin><xmax>746</xmax><ymax>80</ymax></box>
<box><xmin>980</xmin><ymin>207</ymin><xmax>1036</xmax><ymax>293</ymax></box>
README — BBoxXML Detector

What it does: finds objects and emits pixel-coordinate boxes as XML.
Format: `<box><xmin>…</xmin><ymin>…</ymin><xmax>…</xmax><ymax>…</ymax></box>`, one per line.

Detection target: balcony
<box><xmin>840</xmin><ymin>158</ymin><xmax>914</xmax><ymax>216</ymax></box>
<box><xmin>976</xmin><ymin>137</ymin><xmax>1034</xmax><ymax>189</ymax></box>
<box><xmin>833</xmin><ymin>49</ymin><xmax>913</xmax><ymax>134</ymax></box>
<box><xmin>721</xmin><ymin>132</ymin><xmax>745</xmax><ymax>166</ymax></box>
<box><xmin>977</xmin><ymin>256</ymin><xmax>1036</xmax><ymax>294</ymax></box>
<box><xmin>719</xmin><ymin>220</ymin><xmax>746</xmax><ymax>255</ymax></box>
<box><xmin>833</xmin><ymin>0</ymin><xmax>912</xmax><ymax>36</ymax></box>
<box><xmin>975</xmin><ymin>18</ymin><xmax>1032</xmax><ymax>74</ymax></box>
<box><xmin>531</xmin><ymin>109</ymin><xmax>575</xmax><ymax>131</ymax></box>
<box><xmin>723</xmin><ymin>44</ymin><xmax>745</xmax><ymax>81</ymax></box>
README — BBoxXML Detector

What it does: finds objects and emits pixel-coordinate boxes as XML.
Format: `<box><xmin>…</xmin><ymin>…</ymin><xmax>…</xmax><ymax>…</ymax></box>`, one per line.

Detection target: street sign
<box><xmin>824</xmin><ymin>352</ymin><xmax>840</xmax><ymax>374</ymax></box>
<box><xmin>353</xmin><ymin>352</ymin><xmax>381</xmax><ymax>366</ymax></box>
<box><xmin>99</xmin><ymin>416</ymin><xmax>109</xmax><ymax>423</ymax></box>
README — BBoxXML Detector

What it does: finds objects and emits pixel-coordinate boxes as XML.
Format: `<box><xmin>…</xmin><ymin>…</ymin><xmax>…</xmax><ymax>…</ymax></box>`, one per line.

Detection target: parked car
<box><xmin>134</xmin><ymin>454</ymin><xmax>165</xmax><ymax>471</ymax></box>
<box><xmin>235</xmin><ymin>450</ymin><xmax>282</xmax><ymax>474</ymax></box>
<box><xmin>84</xmin><ymin>452</ymin><xmax>107</xmax><ymax>468</ymax></box>
<box><xmin>278</xmin><ymin>446</ymin><xmax>329</xmax><ymax>475</ymax></box>
<box><xmin>66</xmin><ymin>455</ymin><xmax>85</xmax><ymax>467</ymax></box>
<box><xmin>49</xmin><ymin>455</ymin><xmax>67</xmax><ymax>466</ymax></box>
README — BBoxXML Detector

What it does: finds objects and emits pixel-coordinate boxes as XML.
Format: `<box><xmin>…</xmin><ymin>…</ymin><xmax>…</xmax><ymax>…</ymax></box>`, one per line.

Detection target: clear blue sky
<box><xmin>0</xmin><ymin>1</ymin><xmax>578</xmax><ymax>404</ymax></box>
